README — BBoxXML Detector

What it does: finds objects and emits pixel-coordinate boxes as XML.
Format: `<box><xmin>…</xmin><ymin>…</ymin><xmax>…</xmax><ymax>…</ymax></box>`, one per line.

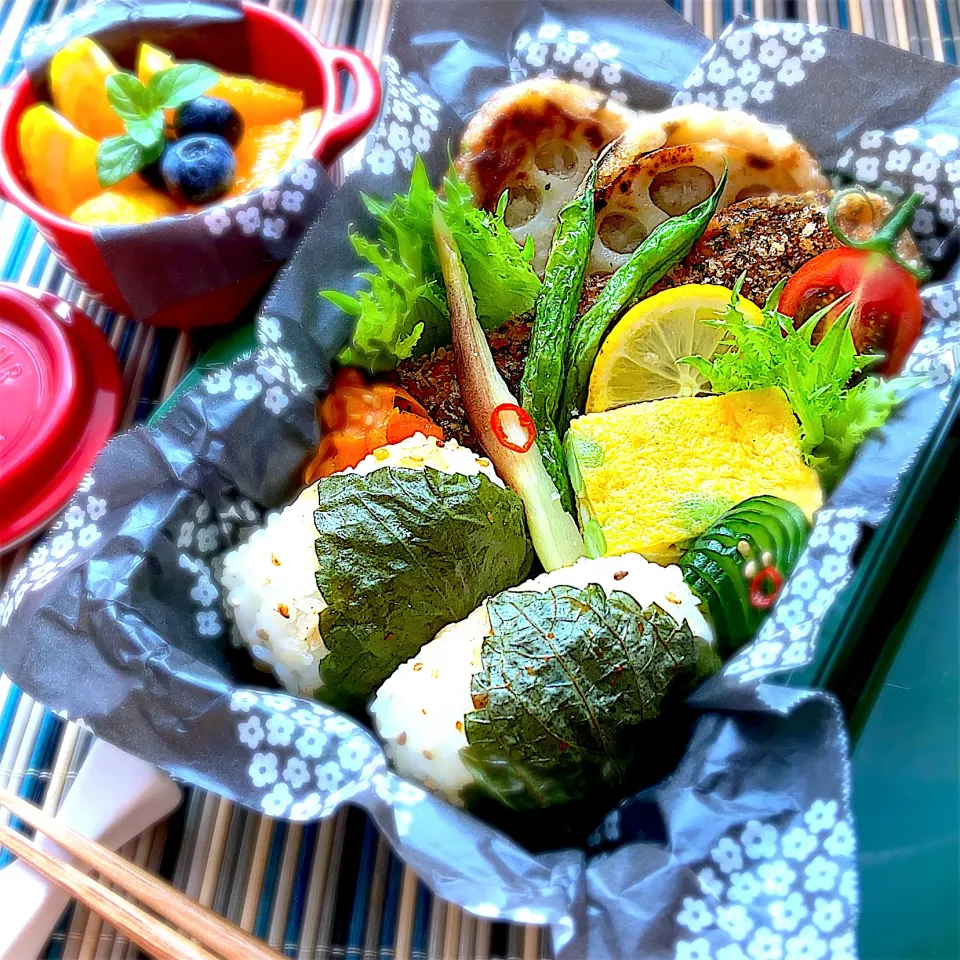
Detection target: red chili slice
<box><xmin>749</xmin><ymin>566</ymin><xmax>784</xmax><ymax>610</ymax></box>
<box><xmin>490</xmin><ymin>403</ymin><xmax>536</xmax><ymax>453</ymax></box>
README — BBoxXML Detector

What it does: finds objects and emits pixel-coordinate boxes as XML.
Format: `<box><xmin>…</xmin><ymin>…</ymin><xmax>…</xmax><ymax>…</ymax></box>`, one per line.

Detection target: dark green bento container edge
<box><xmin>148</xmin><ymin>323</ymin><xmax>260</xmax><ymax>428</ymax></box>
<box><xmin>148</xmin><ymin>324</ymin><xmax>960</xmax><ymax>731</ymax></box>
<box><xmin>781</xmin><ymin>378</ymin><xmax>960</xmax><ymax>736</ymax></box>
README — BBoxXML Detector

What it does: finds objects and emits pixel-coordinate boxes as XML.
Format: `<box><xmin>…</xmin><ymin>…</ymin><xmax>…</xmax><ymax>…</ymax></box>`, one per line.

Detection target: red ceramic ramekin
<box><xmin>0</xmin><ymin>5</ymin><xmax>380</xmax><ymax>328</ymax></box>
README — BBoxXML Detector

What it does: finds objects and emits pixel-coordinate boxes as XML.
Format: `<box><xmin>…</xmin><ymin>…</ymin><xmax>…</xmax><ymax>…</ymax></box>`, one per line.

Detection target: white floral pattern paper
<box><xmin>678</xmin><ymin>17</ymin><xmax>960</xmax><ymax>267</ymax></box>
<box><xmin>3</xmin><ymin>9</ymin><xmax>960</xmax><ymax>960</ymax></box>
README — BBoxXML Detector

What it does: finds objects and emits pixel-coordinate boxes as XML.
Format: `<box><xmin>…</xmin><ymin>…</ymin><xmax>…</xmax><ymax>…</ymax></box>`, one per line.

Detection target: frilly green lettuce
<box><xmin>323</xmin><ymin>157</ymin><xmax>540</xmax><ymax>372</ymax></box>
<box><xmin>680</xmin><ymin>279</ymin><xmax>921</xmax><ymax>488</ymax></box>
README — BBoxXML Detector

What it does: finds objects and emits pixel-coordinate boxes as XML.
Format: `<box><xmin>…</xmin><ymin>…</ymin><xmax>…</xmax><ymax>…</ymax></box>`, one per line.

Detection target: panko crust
<box><xmin>591</xmin><ymin>141</ymin><xmax>825</xmax><ymax>273</ymax></box>
<box><xmin>582</xmin><ymin>189</ymin><xmax>920</xmax><ymax>310</ymax></box>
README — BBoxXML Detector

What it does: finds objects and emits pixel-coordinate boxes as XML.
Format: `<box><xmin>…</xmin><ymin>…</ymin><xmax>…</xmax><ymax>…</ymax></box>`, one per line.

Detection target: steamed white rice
<box><xmin>219</xmin><ymin>434</ymin><xmax>501</xmax><ymax>695</ymax></box>
<box><xmin>369</xmin><ymin>554</ymin><xmax>713</xmax><ymax>804</ymax></box>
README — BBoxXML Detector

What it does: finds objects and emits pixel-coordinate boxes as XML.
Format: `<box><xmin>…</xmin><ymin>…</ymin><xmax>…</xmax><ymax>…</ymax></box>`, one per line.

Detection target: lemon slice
<box><xmin>586</xmin><ymin>284</ymin><xmax>764</xmax><ymax>413</ymax></box>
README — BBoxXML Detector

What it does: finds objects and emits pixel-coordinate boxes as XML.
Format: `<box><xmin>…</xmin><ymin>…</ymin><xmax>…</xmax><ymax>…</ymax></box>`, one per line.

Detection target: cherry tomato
<box><xmin>779</xmin><ymin>248</ymin><xmax>922</xmax><ymax>375</ymax></box>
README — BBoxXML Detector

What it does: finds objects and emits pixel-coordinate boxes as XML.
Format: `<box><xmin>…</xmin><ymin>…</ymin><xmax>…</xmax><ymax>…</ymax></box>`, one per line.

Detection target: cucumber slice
<box><xmin>719</xmin><ymin>509</ymin><xmax>786</xmax><ymax>556</ymax></box>
<box><xmin>686</xmin><ymin>551</ymin><xmax>753</xmax><ymax>647</ymax></box>
<box><xmin>683</xmin><ymin>567</ymin><xmax>732</xmax><ymax>647</ymax></box>
<box><xmin>679</xmin><ymin>496</ymin><xmax>811</xmax><ymax>657</ymax></box>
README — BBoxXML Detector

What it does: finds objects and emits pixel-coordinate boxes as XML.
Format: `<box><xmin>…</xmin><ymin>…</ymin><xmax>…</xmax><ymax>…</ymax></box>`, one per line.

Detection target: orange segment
<box><xmin>136</xmin><ymin>42</ymin><xmax>174</xmax><ymax>84</ymax></box>
<box><xmin>50</xmin><ymin>37</ymin><xmax>124</xmax><ymax>141</ymax></box>
<box><xmin>135</xmin><ymin>42</ymin><xmax>180</xmax><ymax>124</ymax></box>
<box><xmin>229</xmin><ymin>108</ymin><xmax>322</xmax><ymax>196</ymax></box>
<box><xmin>135</xmin><ymin>42</ymin><xmax>304</xmax><ymax>129</ymax></box>
<box><xmin>18</xmin><ymin>104</ymin><xmax>103</xmax><ymax>217</ymax></box>
<box><xmin>70</xmin><ymin>183</ymin><xmax>181</xmax><ymax>226</ymax></box>
<box><xmin>211</xmin><ymin>75</ymin><xmax>304</xmax><ymax>128</ymax></box>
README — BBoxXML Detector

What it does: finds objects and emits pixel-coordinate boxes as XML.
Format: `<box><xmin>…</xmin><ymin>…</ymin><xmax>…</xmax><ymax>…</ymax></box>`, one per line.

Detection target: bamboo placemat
<box><xmin>0</xmin><ymin>1</ymin><xmax>955</xmax><ymax>958</ymax></box>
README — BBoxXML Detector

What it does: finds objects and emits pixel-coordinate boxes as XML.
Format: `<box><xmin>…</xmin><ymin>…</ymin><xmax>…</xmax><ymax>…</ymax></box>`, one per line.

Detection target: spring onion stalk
<box><xmin>433</xmin><ymin>208</ymin><xmax>586</xmax><ymax>572</ymax></box>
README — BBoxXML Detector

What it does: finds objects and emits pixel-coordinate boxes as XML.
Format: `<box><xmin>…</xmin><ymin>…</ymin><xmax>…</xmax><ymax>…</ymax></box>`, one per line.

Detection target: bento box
<box><xmin>0</xmin><ymin>0</ymin><xmax>379</xmax><ymax>327</ymax></box>
<box><xmin>2</xmin><ymin>2</ymin><xmax>959</xmax><ymax>957</ymax></box>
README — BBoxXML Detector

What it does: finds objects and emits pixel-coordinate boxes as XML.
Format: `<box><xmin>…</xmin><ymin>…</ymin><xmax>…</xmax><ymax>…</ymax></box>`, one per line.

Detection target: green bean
<box><xmin>558</xmin><ymin>168</ymin><xmax>729</xmax><ymax>432</ymax></box>
<box><xmin>519</xmin><ymin>164</ymin><xmax>597</xmax><ymax>512</ymax></box>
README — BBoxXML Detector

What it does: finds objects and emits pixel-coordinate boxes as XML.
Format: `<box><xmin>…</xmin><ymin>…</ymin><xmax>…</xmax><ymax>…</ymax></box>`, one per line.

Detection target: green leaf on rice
<box><xmin>460</xmin><ymin>584</ymin><xmax>720</xmax><ymax>810</ymax></box>
<box><xmin>314</xmin><ymin>467</ymin><xmax>534</xmax><ymax>707</ymax></box>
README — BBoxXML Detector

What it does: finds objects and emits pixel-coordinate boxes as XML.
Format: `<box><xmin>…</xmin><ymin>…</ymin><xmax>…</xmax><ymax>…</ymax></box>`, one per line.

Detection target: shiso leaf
<box><xmin>314</xmin><ymin>467</ymin><xmax>534</xmax><ymax>706</ymax></box>
<box><xmin>460</xmin><ymin>584</ymin><xmax>719</xmax><ymax>810</ymax></box>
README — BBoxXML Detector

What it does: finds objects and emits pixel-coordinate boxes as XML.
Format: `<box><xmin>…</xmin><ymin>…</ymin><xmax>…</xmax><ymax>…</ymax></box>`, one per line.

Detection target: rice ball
<box><xmin>369</xmin><ymin>553</ymin><xmax>713</xmax><ymax>804</ymax></box>
<box><xmin>219</xmin><ymin>434</ymin><xmax>501</xmax><ymax>695</ymax></box>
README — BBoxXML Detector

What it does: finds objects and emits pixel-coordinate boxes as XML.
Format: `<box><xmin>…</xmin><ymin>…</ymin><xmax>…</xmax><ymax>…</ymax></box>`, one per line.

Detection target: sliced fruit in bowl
<box><xmin>18</xmin><ymin>104</ymin><xmax>103</xmax><ymax>217</ymax></box>
<box><xmin>70</xmin><ymin>181</ymin><xmax>181</xmax><ymax>226</ymax></box>
<box><xmin>229</xmin><ymin>109</ymin><xmax>323</xmax><ymax>196</ymax></box>
<box><xmin>0</xmin><ymin>2</ymin><xmax>381</xmax><ymax>326</ymax></box>
<box><xmin>136</xmin><ymin>42</ymin><xmax>304</xmax><ymax>128</ymax></box>
<box><xmin>49</xmin><ymin>36</ymin><xmax>125</xmax><ymax>140</ymax></box>
<box><xmin>16</xmin><ymin>37</ymin><xmax>319</xmax><ymax>227</ymax></box>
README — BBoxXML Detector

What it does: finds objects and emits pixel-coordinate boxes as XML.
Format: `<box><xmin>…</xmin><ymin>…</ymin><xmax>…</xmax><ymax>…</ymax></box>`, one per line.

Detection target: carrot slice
<box><xmin>305</xmin><ymin>369</ymin><xmax>443</xmax><ymax>483</ymax></box>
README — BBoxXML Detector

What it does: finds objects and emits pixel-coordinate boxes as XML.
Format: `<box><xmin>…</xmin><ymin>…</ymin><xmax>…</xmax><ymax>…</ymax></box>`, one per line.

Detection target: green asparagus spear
<box><xmin>519</xmin><ymin>164</ymin><xmax>597</xmax><ymax>513</ymax></box>
<box><xmin>558</xmin><ymin>168</ymin><xmax>728</xmax><ymax>432</ymax></box>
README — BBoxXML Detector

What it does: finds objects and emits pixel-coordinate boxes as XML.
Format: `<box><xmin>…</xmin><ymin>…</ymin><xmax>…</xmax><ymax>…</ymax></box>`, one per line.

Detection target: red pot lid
<box><xmin>0</xmin><ymin>284</ymin><xmax>121</xmax><ymax>553</ymax></box>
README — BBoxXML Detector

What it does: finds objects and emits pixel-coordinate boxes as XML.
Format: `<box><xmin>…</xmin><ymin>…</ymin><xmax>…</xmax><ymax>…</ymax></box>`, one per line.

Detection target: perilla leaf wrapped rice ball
<box><xmin>370</xmin><ymin>554</ymin><xmax>716</xmax><ymax>807</ymax></box>
<box><xmin>219</xmin><ymin>434</ymin><xmax>511</xmax><ymax>697</ymax></box>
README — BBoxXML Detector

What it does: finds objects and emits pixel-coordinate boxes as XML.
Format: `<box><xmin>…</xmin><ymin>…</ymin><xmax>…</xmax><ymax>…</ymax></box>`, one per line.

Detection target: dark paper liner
<box><xmin>2</xmin><ymin>6</ymin><xmax>959</xmax><ymax>957</ymax></box>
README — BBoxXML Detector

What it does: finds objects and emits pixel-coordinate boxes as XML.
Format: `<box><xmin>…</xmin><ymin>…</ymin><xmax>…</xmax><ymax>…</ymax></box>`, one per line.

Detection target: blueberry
<box><xmin>139</xmin><ymin>145</ymin><xmax>170</xmax><ymax>192</ymax></box>
<box><xmin>161</xmin><ymin>134</ymin><xmax>236</xmax><ymax>205</ymax></box>
<box><xmin>175</xmin><ymin>97</ymin><xmax>243</xmax><ymax>146</ymax></box>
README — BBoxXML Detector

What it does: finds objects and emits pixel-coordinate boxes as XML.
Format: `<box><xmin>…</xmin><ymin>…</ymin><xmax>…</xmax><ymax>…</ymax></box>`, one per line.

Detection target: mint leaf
<box><xmin>96</xmin><ymin>135</ymin><xmax>144</xmax><ymax>187</ymax></box>
<box><xmin>461</xmin><ymin>585</ymin><xmax>716</xmax><ymax>810</ymax></box>
<box><xmin>126</xmin><ymin>111</ymin><xmax>165</xmax><ymax>148</ymax></box>
<box><xmin>140</xmin><ymin>138</ymin><xmax>165</xmax><ymax>166</ymax></box>
<box><xmin>314</xmin><ymin>467</ymin><xmax>533</xmax><ymax>706</ymax></box>
<box><xmin>149</xmin><ymin>63</ymin><xmax>218</xmax><ymax>110</ymax></box>
<box><xmin>106</xmin><ymin>73</ymin><xmax>153</xmax><ymax>121</ymax></box>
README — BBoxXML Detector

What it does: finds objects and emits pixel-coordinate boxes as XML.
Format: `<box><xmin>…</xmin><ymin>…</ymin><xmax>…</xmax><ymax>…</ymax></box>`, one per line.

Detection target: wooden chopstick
<box><xmin>0</xmin><ymin>821</ymin><xmax>217</xmax><ymax>960</ymax></box>
<box><xmin>0</xmin><ymin>786</ymin><xmax>286</xmax><ymax>960</ymax></box>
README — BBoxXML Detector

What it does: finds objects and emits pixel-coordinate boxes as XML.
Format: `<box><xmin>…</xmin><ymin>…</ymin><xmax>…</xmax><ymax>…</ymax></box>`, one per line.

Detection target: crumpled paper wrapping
<box><xmin>2</xmin><ymin>5</ymin><xmax>959</xmax><ymax>957</ymax></box>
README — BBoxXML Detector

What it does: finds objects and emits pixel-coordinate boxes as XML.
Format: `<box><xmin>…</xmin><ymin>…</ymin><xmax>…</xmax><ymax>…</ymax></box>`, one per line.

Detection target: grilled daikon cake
<box><xmin>566</xmin><ymin>388</ymin><xmax>822</xmax><ymax>564</ymax></box>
